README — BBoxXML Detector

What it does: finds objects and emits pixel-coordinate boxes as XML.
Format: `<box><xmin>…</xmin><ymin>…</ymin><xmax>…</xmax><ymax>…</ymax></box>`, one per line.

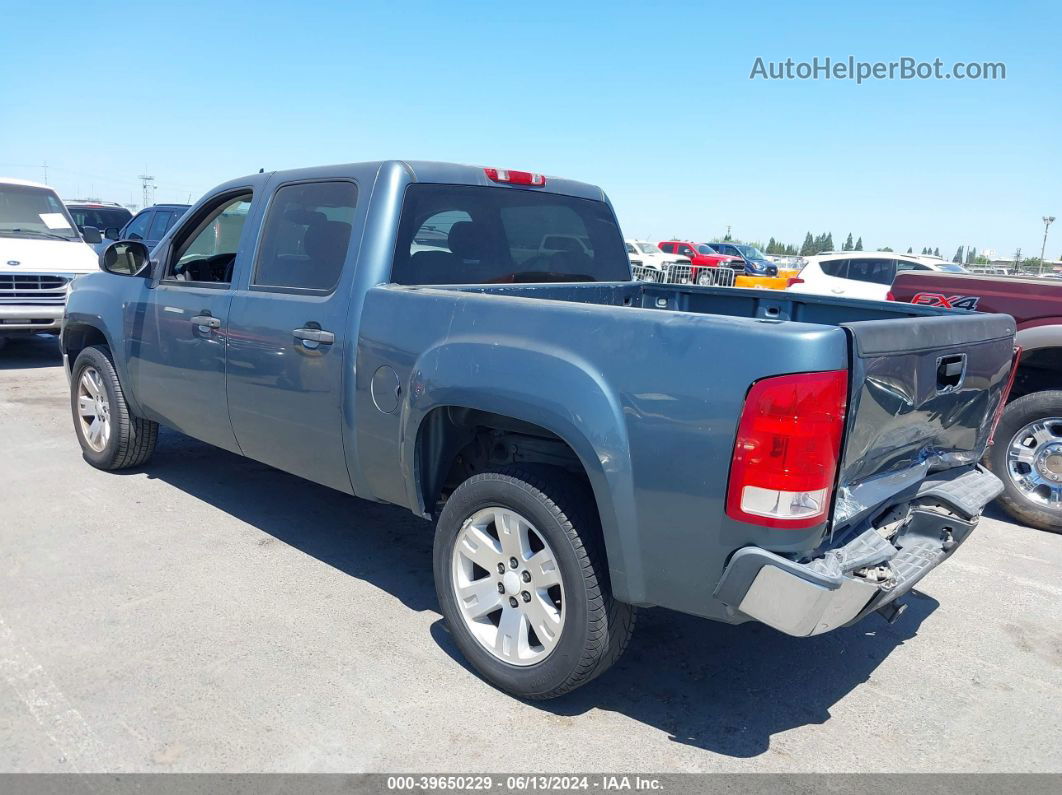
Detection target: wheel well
<box><xmin>1012</xmin><ymin>347</ymin><xmax>1062</xmax><ymax>400</ymax></box>
<box><xmin>417</xmin><ymin>407</ymin><xmax>591</xmax><ymax>518</ymax></box>
<box><xmin>63</xmin><ymin>324</ymin><xmax>108</xmax><ymax>365</ymax></box>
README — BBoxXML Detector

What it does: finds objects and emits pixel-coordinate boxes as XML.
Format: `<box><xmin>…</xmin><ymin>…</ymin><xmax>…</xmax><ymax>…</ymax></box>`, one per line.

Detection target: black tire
<box><xmin>985</xmin><ymin>390</ymin><xmax>1062</xmax><ymax>533</ymax></box>
<box><xmin>434</xmin><ymin>465</ymin><xmax>636</xmax><ymax>699</ymax></box>
<box><xmin>70</xmin><ymin>345</ymin><xmax>158</xmax><ymax>470</ymax></box>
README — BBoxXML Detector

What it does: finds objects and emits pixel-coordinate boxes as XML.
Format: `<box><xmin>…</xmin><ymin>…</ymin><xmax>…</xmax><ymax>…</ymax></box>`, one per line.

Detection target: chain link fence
<box><xmin>631</xmin><ymin>263</ymin><xmax>737</xmax><ymax>287</ymax></box>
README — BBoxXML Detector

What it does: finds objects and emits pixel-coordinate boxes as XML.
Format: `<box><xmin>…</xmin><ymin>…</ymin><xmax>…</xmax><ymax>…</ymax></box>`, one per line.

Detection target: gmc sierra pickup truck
<box><xmin>62</xmin><ymin>161</ymin><xmax>1014</xmax><ymax>699</ymax></box>
<box><xmin>892</xmin><ymin>271</ymin><xmax>1062</xmax><ymax>532</ymax></box>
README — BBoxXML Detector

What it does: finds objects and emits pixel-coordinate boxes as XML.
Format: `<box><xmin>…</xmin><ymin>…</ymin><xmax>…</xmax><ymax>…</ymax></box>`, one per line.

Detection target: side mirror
<box><xmin>100</xmin><ymin>240</ymin><xmax>151</xmax><ymax>276</ymax></box>
<box><xmin>103</xmin><ymin>226</ymin><xmax>120</xmax><ymax>241</ymax></box>
<box><xmin>82</xmin><ymin>225</ymin><xmax>102</xmax><ymax>244</ymax></box>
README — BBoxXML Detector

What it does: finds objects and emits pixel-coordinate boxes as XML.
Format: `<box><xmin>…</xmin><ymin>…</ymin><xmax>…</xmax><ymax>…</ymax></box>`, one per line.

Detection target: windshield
<box><xmin>637</xmin><ymin>242</ymin><xmax>661</xmax><ymax>254</ymax></box>
<box><xmin>733</xmin><ymin>244</ymin><xmax>767</xmax><ymax>260</ymax></box>
<box><xmin>67</xmin><ymin>206</ymin><xmax>132</xmax><ymax>232</ymax></box>
<box><xmin>0</xmin><ymin>184</ymin><xmax>80</xmax><ymax>240</ymax></box>
<box><xmin>392</xmin><ymin>185</ymin><xmax>630</xmax><ymax>285</ymax></box>
<box><xmin>695</xmin><ymin>244</ymin><xmax>717</xmax><ymax>255</ymax></box>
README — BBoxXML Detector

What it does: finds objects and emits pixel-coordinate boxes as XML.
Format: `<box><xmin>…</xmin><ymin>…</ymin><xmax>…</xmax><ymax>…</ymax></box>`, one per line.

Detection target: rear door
<box><xmin>224</xmin><ymin>177</ymin><xmax>362</xmax><ymax>493</ymax></box>
<box><xmin>834</xmin><ymin>311</ymin><xmax>1016</xmax><ymax>525</ymax></box>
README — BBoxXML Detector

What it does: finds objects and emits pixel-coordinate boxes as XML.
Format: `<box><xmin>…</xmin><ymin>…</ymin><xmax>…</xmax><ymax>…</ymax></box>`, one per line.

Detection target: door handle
<box><xmin>293</xmin><ymin>327</ymin><xmax>335</xmax><ymax>345</ymax></box>
<box><xmin>191</xmin><ymin>314</ymin><xmax>221</xmax><ymax>330</ymax></box>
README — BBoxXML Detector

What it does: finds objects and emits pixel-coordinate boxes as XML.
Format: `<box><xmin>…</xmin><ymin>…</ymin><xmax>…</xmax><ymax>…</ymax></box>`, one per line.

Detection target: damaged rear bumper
<box><xmin>714</xmin><ymin>465</ymin><xmax>1003</xmax><ymax>637</ymax></box>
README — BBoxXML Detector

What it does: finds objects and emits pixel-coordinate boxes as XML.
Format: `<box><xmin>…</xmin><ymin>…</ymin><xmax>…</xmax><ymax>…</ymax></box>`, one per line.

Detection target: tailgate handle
<box><xmin>936</xmin><ymin>353</ymin><xmax>967</xmax><ymax>393</ymax></box>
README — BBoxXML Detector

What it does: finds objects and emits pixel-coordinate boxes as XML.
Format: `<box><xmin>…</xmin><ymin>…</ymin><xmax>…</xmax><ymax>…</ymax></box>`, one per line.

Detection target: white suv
<box><xmin>789</xmin><ymin>251</ymin><xmax>968</xmax><ymax>301</ymax></box>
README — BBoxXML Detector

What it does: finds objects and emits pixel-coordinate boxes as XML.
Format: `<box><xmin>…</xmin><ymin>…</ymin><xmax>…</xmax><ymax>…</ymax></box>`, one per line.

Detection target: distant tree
<box><xmin>952</xmin><ymin>246</ymin><xmax>963</xmax><ymax>263</ymax></box>
<box><xmin>854</xmin><ymin>237</ymin><xmax>863</xmax><ymax>250</ymax></box>
<box><xmin>800</xmin><ymin>232</ymin><xmax>815</xmax><ymax>256</ymax></box>
<box><xmin>967</xmin><ymin>247</ymin><xmax>977</xmax><ymax>265</ymax></box>
<box><xmin>933</xmin><ymin>247</ymin><xmax>940</xmax><ymax>257</ymax></box>
<box><xmin>843</xmin><ymin>233</ymin><xmax>853</xmax><ymax>251</ymax></box>
<box><xmin>906</xmin><ymin>247</ymin><xmax>913</xmax><ymax>253</ymax></box>
<box><xmin>878</xmin><ymin>246</ymin><xmax>894</xmax><ymax>252</ymax></box>
<box><xmin>823</xmin><ymin>232</ymin><xmax>834</xmax><ymax>251</ymax></box>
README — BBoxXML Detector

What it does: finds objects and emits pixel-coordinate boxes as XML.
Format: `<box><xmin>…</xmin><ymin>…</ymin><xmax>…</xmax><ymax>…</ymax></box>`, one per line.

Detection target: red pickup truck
<box><xmin>658</xmin><ymin>240</ymin><xmax>744</xmax><ymax>283</ymax></box>
<box><xmin>891</xmin><ymin>272</ymin><xmax>1062</xmax><ymax>532</ymax></box>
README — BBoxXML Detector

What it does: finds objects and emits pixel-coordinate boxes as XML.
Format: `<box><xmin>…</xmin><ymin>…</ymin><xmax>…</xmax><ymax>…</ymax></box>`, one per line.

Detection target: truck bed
<box><xmin>358</xmin><ymin>281</ymin><xmax>1015</xmax><ymax>617</ymax></box>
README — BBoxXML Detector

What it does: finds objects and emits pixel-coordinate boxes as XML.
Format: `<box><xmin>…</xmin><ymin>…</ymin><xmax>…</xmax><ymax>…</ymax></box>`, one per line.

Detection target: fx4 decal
<box><xmin>910</xmin><ymin>292</ymin><xmax>981</xmax><ymax>310</ymax></box>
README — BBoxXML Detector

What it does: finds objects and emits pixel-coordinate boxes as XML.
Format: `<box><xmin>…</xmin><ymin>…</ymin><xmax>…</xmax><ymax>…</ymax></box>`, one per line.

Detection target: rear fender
<box><xmin>403</xmin><ymin>336</ymin><xmax>642</xmax><ymax>602</ymax></box>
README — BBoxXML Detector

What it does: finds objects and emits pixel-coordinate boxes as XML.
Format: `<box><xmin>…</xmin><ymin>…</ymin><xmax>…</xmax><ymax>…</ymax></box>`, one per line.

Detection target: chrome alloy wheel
<box><xmin>77</xmin><ymin>366</ymin><xmax>111</xmax><ymax>453</ymax></box>
<box><xmin>451</xmin><ymin>507</ymin><xmax>565</xmax><ymax>666</ymax></box>
<box><xmin>1006</xmin><ymin>417</ymin><xmax>1062</xmax><ymax>511</ymax></box>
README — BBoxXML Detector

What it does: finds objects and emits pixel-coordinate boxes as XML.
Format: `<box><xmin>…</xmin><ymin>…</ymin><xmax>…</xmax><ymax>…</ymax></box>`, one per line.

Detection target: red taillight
<box><xmin>726</xmin><ymin>370</ymin><xmax>848</xmax><ymax>529</ymax></box>
<box><xmin>886</xmin><ymin>290</ymin><xmax>896</xmax><ymax>301</ymax></box>
<box><xmin>988</xmin><ymin>346</ymin><xmax>1021</xmax><ymax>445</ymax></box>
<box><xmin>484</xmin><ymin>167</ymin><xmax>546</xmax><ymax>186</ymax></box>
<box><xmin>786</xmin><ymin>277</ymin><xmax>805</xmax><ymax>288</ymax></box>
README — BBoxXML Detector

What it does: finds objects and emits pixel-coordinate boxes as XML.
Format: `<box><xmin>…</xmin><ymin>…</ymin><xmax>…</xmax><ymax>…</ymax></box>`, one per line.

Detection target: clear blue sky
<box><xmin>1</xmin><ymin>0</ymin><xmax>1058</xmax><ymax>259</ymax></box>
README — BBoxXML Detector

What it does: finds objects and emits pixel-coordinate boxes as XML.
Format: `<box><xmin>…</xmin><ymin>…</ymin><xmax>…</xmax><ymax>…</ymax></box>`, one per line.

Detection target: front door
<box><xmin>136</xmin><ymin>191</ymin><xmax>256</xmax><ymax>452</ymax></box>
<box><xmin>225</xmin><ymin>179</ymin><xmax>360</xmax><ymax>492</ymax></box>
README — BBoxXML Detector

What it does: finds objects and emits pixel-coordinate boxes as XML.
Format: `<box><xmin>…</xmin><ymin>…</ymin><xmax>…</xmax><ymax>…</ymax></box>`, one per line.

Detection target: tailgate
<box><xmin>834</xmin><ymin>312</ymin><xmax>1015</xmax><ymax>525</ymax></box>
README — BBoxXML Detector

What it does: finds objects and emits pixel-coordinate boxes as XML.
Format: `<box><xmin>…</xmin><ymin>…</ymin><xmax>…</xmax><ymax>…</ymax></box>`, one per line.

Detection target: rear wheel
<box><xmin>433</xmin><ymin>466</ymin><xmax>635</xmax><ymax>699</ymax></box>
<box><xmin>70</xmin><ymin>345</ymin><xmax>159</xmax><ymax>470</ymax></box>
<box><xmin>986</xmin><ymin>390</ymin><xmax>1062</xmax><ymax>533</ymax></box>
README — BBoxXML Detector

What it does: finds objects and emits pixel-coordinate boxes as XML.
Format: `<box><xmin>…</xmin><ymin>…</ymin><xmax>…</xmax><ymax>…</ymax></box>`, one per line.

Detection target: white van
<box><xmin>0</xmin><ymin>178</ymin><xmax>100</xmax><ymax>346</ymax></box>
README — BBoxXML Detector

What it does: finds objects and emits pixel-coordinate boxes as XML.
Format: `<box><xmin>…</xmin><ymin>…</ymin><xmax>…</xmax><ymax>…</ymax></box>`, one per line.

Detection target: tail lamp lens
<box><xmin>726</xmin><ymin>370</ymin><xmax>848</xmax><ymax>528</ymax></box>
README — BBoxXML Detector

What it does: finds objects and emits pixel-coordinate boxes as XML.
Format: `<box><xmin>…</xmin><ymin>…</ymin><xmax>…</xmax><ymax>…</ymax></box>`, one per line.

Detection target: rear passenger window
<box><xmin>391</xmin><ymin>185</ymin><xmax>629</xmax><ymax>285</ymax></box>
<box><xmin>147</xmin><ymin>210</ymin><xmax>174</xmax><ymax>241</ymax></box>
<box><xmin>253</xmin><ymin>181</ymin><xmax>357</xmax><ymax>292</ymax></box>
<box><xmin>819</xmin><ymin>258</ymin><xmax>848</xmax><ymax>278</ymax></box>
<box><xmin>848</xmin><ymin>258</ymin><xmax>895</xmax><ymax>285</ymax></box>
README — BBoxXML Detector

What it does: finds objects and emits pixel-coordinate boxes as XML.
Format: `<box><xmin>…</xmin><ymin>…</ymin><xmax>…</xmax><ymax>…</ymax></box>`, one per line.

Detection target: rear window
<box><xmin>391</xmin><ymin>185</ymin><xmax>629</xmax><ymax>285</ymax></box>
<box><xmin>67</xmin><ymin>206</ymin><xmax>132</xmax><ymax>231</ymax></box>
<box><xmin>819</xmin><ymin>258</ymin><xmax>848</xmax><ymax>278</ymax></box>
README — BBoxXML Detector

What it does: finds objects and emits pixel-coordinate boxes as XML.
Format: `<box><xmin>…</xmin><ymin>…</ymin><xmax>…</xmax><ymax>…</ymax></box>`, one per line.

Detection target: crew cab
<box><xmin>0</xmin><ymin>178</ymin><xmax>101</xmax><ymax>347</ymax></box>
<box><xmin>63</xmin><ymin>161</ymin><xmax>1014</xmax><ymax>699</ymax></box>
<box><xmin>658</xmin><ymin>240</ymin><xmax>744</xmax><ymax>284</ymax></box>
<box><xmin>707</xmin><ymin>242</ymin><xmax>779</xmax><ymax>277</ymax></box>
<box><xmin>892</xmin><ymin>271</ymin><xmax>1061</xmax><ymax>532</ymax></box>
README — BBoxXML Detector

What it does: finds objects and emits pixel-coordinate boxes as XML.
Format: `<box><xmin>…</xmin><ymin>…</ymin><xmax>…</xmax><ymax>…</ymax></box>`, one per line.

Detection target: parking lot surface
<box><xmin>1</xmin><ymin>335</ymin><xmax>1060</xmax><ymax>773</ymax></box>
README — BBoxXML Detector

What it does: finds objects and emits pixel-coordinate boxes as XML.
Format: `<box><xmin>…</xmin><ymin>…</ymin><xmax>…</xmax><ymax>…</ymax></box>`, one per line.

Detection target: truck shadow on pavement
<box><xmin>139</xmin><ymin>427</ymin><xmax>938</xmax><ymax>760</ymax></box>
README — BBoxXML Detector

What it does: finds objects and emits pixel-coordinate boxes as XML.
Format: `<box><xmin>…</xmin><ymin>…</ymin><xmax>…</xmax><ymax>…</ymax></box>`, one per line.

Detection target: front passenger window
<box><xmin>167</xmin><ymin>193</ymin><xmax>252</xmax><ymax>284</ymax></box>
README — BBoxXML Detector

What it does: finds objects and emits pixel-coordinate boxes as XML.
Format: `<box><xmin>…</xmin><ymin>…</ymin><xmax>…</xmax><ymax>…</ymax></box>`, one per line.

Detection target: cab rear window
<box><xmin>390</xmin><ymin>185</ymin><xmax>630</xmax><ymax>285</ymax></box>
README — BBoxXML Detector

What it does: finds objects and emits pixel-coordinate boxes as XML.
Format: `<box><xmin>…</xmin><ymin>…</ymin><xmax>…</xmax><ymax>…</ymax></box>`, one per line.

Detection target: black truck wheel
<box><xmin>986</xmin><ymin>390</ymin><xmax>1062</xmax><ymax>533</ymax></box>
<box><xmin>70</xmin><ymin>345</ymin><xmax>159</xmax><ymax>470</ymax></box>
<box><xmin>433</xmin><ymin>465</ymin><xmax>635</xmax><ymax>699</ymax></box>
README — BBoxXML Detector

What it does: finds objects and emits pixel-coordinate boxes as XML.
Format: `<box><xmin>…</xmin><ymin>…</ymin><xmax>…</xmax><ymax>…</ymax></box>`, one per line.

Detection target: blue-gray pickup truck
<box><xmin>61</xmin><ymin>161</ymin><xmax>1016</xmax><ymax>699</ymax></box>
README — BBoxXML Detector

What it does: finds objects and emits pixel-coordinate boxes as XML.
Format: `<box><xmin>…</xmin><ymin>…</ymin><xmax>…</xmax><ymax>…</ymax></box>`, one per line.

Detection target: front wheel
<box><xmin>986</xmin><ymin>390</ymin><xmax>1062</xmax><ymax>533</ymax></box>
<box><xmin>433</xmin><ymin>466</ymin><xmax>635</xmax><ymax>699</ymax></box>
<box><xmin>70</xmin><ymin>345</ymin><xmax>159</xmax><ymax>470</ymax></box>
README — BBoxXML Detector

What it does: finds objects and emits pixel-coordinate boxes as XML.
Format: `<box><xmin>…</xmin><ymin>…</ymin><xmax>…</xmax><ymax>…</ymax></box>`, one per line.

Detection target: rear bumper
<box><xmin>714</xmin><ymin>465</ymin><xmax>1003</xmax><ymax>637</ymax></box>
<box><xmin>0</xmin><ymin>304</ymin><xmax>64</xmax><ymax>333</ymax></box>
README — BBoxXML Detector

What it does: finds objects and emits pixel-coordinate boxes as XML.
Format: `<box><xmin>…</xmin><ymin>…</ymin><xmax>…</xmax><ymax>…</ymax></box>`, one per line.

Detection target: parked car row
<box><xmin>0</xmin><ymin>176</ymin><xmax>189</xmax><ymax>348</ymax></box>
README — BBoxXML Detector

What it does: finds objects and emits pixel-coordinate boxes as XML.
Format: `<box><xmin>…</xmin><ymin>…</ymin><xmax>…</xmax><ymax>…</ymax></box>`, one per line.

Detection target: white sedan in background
<box><xmin>789</xmin><ymin>251</ymin><xmax>968</xmax><ymax>301</ymax></box>
<box><xmin>625</xmin><ymin>239</ymin><xmax>690</xmax><ymax>271</ymax></box>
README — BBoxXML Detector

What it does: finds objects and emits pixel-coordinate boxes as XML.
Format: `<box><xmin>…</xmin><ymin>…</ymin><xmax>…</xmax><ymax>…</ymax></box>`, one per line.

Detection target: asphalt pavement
<box><xmin>1</xmin><ymin>335</ymin><xmax>1060</xmax><ymax>773</ymax></box>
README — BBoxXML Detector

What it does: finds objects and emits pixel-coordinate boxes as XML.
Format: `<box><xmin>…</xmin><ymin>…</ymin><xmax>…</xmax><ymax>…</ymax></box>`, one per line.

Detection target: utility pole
<box><xmin>42</xmin><ymin>161</ymin><xmax>48</xmax><ymax>184</ymax></box>
<box><xmin>1041</xmin><ymin>216</ymin><xmax>1056</xmax><ymax>275</ymax></box>
<box><xmin>138</xmin><ymin>174</ymin><xmax>156</xmax><ymax>209</ymax></box>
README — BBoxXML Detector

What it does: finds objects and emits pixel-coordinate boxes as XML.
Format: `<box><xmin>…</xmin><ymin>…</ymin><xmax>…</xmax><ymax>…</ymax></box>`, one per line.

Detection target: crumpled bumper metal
<box><xmin>714</xmin><ymin>465</ymin><xmax>1003</xmax><ymax>637</ymax></box>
